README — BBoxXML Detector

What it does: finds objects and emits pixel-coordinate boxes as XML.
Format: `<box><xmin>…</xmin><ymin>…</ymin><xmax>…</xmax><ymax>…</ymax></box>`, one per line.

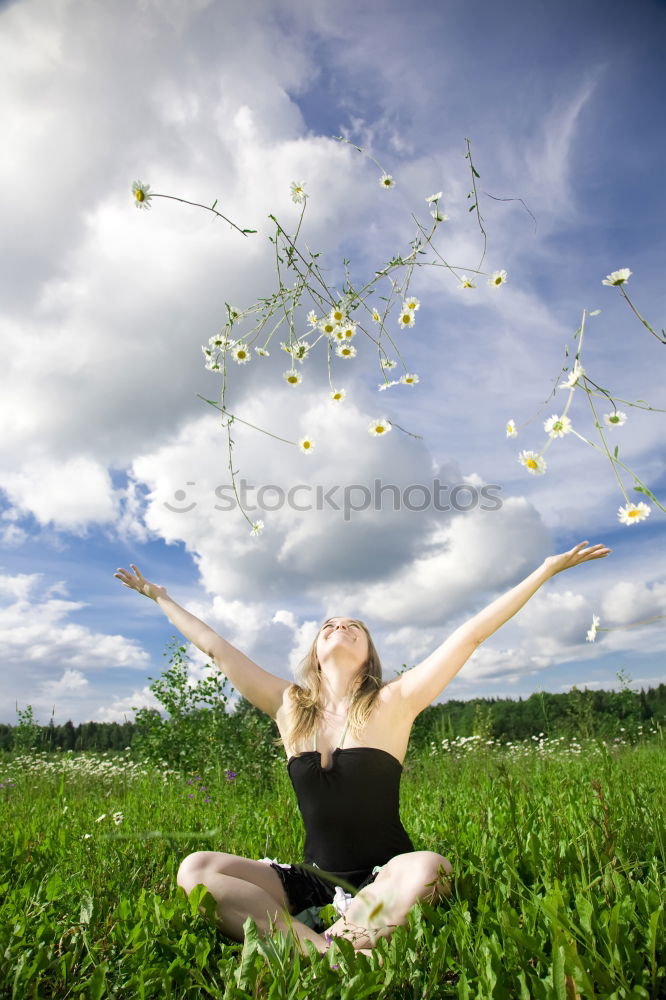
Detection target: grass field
<box><xmin>1</xmin><ymin>734</ymin><xmax>664</xmax><ymax>999</ymax></box>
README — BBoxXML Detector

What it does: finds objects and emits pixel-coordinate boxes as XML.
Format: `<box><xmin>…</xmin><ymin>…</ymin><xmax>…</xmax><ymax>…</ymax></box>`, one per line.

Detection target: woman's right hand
<box><xmin>114</xmin><ymin>564</ymin><xmax>168</xmax><ymax>602</ymax></box>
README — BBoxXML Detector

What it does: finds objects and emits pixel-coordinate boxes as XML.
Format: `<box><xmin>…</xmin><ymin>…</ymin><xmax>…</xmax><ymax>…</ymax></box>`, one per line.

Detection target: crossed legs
<box><xmin>176</xmin><ymin>850</ymin><xmax>451</xmax><ymax>954</ymax></box>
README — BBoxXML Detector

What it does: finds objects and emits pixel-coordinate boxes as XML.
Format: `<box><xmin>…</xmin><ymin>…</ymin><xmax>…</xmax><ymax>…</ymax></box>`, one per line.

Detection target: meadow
<box><xmin>1</xmin><ymin>733</ymin><xmax>664</xmax><ymax>999</ymax></box>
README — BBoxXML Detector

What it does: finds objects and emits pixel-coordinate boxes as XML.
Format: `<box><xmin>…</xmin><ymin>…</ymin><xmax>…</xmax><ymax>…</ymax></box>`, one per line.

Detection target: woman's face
<box><xmin>316</xmin><ymin>616</ymin><xmax>370</xmax><ymax>669</ymax></box>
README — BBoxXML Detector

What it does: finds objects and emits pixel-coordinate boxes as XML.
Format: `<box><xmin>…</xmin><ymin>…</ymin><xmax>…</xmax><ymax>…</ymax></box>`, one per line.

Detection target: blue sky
<box><xmin>1</xmin><ymin>0</ymin><xmax>664</xmax><ymax>726</ymax></box>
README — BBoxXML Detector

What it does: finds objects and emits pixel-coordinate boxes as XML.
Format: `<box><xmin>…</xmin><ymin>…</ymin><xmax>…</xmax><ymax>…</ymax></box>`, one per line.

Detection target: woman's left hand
<box><xmin>543</xmin><ymin>541</ymin><xmax>611</xmax><ymax>577</ymax></box>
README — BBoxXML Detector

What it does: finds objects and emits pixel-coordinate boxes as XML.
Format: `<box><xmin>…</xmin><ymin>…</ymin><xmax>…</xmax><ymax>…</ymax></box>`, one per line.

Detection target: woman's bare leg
<box><xmin>176</xmin><ymin>851</ymin><xmax>330</xmax><ymax>953</ymax></box>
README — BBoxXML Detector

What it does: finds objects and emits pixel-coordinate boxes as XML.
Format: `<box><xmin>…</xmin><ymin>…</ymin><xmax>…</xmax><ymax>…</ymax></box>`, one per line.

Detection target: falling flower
<box><xmin>398</xmin><ymin>309</ymin><xmax>416</xmax><ymax>329</ymax></box>
<box><xmin>379</xmin><ymin>173</ymin><xmax>395</xmax><ymax>189</ymax></box>
<box><xmin>404</xmin><ymin>296</ymin><xmax>420</xmax><ymax>312</ymax></box>
<box><xmin>518</xmin><ymin>450</ymin><xmax>547</xmax><ymax>475</ymax></box>
<box><xmin>283</xmin><ymin>369</ymin><xmax>303</xmax><ymax>386</ymax></box>
<box><xmin>251</xmin><ymin>521</ymin><xmax>264</xmax><ymax>536</ymax></box>
<box><xmin>381</xmin><ymin>358</ymin><xmax>397</xmax><ymax>369</ymax></box>
<box><xmin>617</xmin><ymin>502</ymin><xmax>651</xmax><ymax>525</ymax></box>
<box><xmin>371</xmin><ymin>308</ymin><xmax>382</xmax><ymax>323</ymax></box>
<box><xmin>369</xmin><ymin>419</ymin><xmax>392</xmax><ymax>437</ymax></box>
<box><xmin>544</xmin><ymin>414</ymin><xmax>573</xmax><ymax>438</ymax></box>
<box><xmin>336</xmin><ymin>344</ymin><xmax>357</xmax><ymax>359</ymax></box>
<box><xmin>586</xmin><ymin>615</ymin><xmax>600</xmax><ymax>643</ymax></box>
<box><xmin>290</xmin><ymin>181</ymin><xmax>306</xmax><ymax>204</ymax></box>
<box><xmin>426</xmin><ymin>191</ymin><xmax>443</xmax><ymax>203</ymax></box>
<box><xmin>231</xmin><ymin>344</ymin><xmax>250</xmax><ymax>364</ymax></box>
<box><xmin>113</xmin><ymin>812</ymin><xmax>124</xmax><ymax>825</ymax></box>
<box><xmin>506</xmin><ymin>419</ymin><xmax>517</xmax><ymax>438</ymax></box>
<box><xmin>400</xmin><ymin>373</ymin><xmax>420</xmax><ymax>385</ymax></box>
<box><xmin>95</xmin><ymin>814</ymin><xmax>107</xmax><ymax>823</ymax></box>
<box><xmin>132</xmin><ymin>180</ymin><xmax>152</xmax><ymax>209</ymax></box>
<box><xmin>603</xmin><ymin>410</ymin><xmax>627</xmax><ymax>428</ymax></box>
<box><xmin>307</xmin><ymin>310</ymin><xmax>318</xmax><ymax>328</ymax></box>
<box><xmin>560</xmin><ymin>361</ymin><xmax>585</xmax><ymax>389</ymax></box>
<box><xmin>299</xmin><ymin>436</ymin><xmax>315</xmax><ymax>454</ymax></box>
<box><xmin>602</xmin><ymin>268</ymin><xmax>631</xmax><ymax>287</ymax></box>
<box><xmin>329</xmin><ymin>389</ymin><xmax>346</xmax><ymax>403</ymax></box>
<box><xmin>83</xmin><ymin>833</ymin><xmax>92</xmax><ymax>839</ymax></box>
<box><xmin>488</xmin><ymin>270</ymin><xmax>507</xmax><ymax>289</ymax></box>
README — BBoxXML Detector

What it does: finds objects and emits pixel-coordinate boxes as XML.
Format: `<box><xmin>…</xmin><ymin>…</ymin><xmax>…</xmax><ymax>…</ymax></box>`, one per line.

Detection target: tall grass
<box><xmin>1</xmin><ymin>735</ymin><xmax>664</xmax><ymax>998</ymax></box>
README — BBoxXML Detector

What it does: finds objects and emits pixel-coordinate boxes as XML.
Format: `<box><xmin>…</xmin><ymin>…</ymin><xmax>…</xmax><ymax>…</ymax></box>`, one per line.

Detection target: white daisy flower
<box><xmin>398</xmin><ymin>309</ymin><xmax>415</xmax><ymax>329</ymax></box>
<box><xmin>506</xmin><ymin>419</ymin><xmax>517</xmax><ymax>438</ymax></box>
<box><xmin>369</xmin><ymin>419</ymin><xmax>392</xmax><ymax>437</ymax></box>
<box><xmin>329</xmin><ymin>388</ymin><xmax>346</xmax><ymax>403</ymax></box>
<box><xmin>404</xmin><ymin>296</ymin><xmax>420</xmax><ymax>312</ymax></box>
<box><xmin>426</xmin><ymin>192</ymin><xmax>443</xmax><ymax>203</ymax></box>
<box><xmin>95</xmin><ymin>814</ymin><xmax>107</xmax><ymax>823</ymax></box>
<box><xmin>381</xmin><ymin>358</ymin><xmax>397</xmax><ymax>370</ymax></box>
<box><xmin>208</xmin><ymin>334</ymin><xmax>228</xmax><ymax>349</ymax></box>
<box><xmin>518</xmin><ymin>450</ymin><xmax>547</xmax><ymax>475</ymax></box>
<box><xmin>298</xmin><ymin>436</ymin><xmax>315</xmax><ymax>454</ymax></box>
<box><xmin>544</xmin><ymin>414</ymin><xmax>573</xmax><ymax>438</ymax></box>
<box><xmin>603</xmin><ymin>410</ymin><xmax>627</xmax><ymax>428</ymax></box>
<box><xmin>254</xmin><ymin>347</ymin><xmax>270</xmax><ymax>357</ymax></box>
<box><xmin>113</xmin><ymin>812</ymin><xmax>124</xmax><ymax>825</ymax></box>
<box><xmin>251</xmin><ymin>520</ymin><xmax>264</xmax><ymax>536</ymax></box>
<box><xmin>488</xmin><ymin>269</ymin><xmax>507</xmax><ymax>289</ymax></box>
<box><xmin>602</xmin><ymin>268</ymin><xmax>631</xmax><ymax>287</ymax></box>
<box><xmin>380</xmin><ymin>173</ymin><xmax>395</xmax><ymax>189</ymax></box>
<box><xmin>204</xmin><ymin>358</ymin><xmax>222</xmax><ymax>372</ymax></box>
<box><xmin>290</xmin><ymin>341</ymin><xmax>311</xmax><ymax>363</ymax></box>
<box><xmin>336</xmin><ymin>344</ymin><xmax>357</xmax><ymax>359</ymax></box>
<box><xmin>283</xmin><ymin>369</ymin><xmax>302</xmax><ymax>386</ymax></box>
<box><xmin>586</xmin><ymin>615</ymin><xmax>600</xmax><ymax>643</ymax></box>
<box><xmin>371</xmin><ymin>308</ymin><xmax>382</xmax><ymax>323</ymax></box>
<box><xmin>306</xmin><ymin>310</ymin><xmax>318</xmax><ymax>328</ymax></box>
<box><xmin>319</xmin><ymin>318</ymin><xmax>338</xmax><ymax>338</ymax></box>
<box><xmin>617</xmin><ymin>502</ymin><xmax>651</xmax><ymax>525</ymax></box>
<box><xmin>330</xmin><ymin>305</ymin><xmax>347</xmax><ymax>324</ymax></box>
<box><xmin>431</xmin><ymin>209</ymin><xmax>449</xmax><ymax>223</ymax></box>
<box><xmin>132</xmin><ymin>180</ymin><xmax>152</xmax><ymax>209</ymax></box>
<box><xmin>459</xmin><ymin>275</ymin><xmax>475</xmax><ymax>289</ymax></box>
<box><xmin>378</xmin><ymin>380</ymin><xmax>400</xmax><ymax>391</ymax></box>
<box><xmin>339</xmin><ymin>322</ymin><xmax>356</xmax><ymax>340</ymax></box>
<box><xmin>231</xmin><ymin>344</ymin><xmax>250</xmax><ymax>365</ymax></box>
<box><xmin>290</xmin><ymin>181</ymin><xmax>306</xmax><ymax>204</ymax></box>
<box><xmin>400</xmin><ymin>373</ymin><xmax>420</xmax><ymax>385</ymax></box>
<box><xmin>560</xmin><ymin>361</ymin><xmax>585</xmax><ymax>389</ymax></box>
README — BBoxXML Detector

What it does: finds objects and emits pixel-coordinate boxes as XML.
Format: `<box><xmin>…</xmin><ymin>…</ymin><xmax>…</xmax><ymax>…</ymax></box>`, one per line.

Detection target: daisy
<box><xmin>379</xmin><ymin>173</ymin><xmax>395</xmax><ymax>189</ymax></box>
<box><xmin>398</xmin><ymin>309</ymin><xmax>415</xmax><ymax>329</ymax></box>
<box><xmin>602</xmin><ymin>268</ymin><xmax>631</xmax><ymax>287</ymax></box>
<box><xmin>586</xmin><ymin>615</ymin><xmax>600</xmax><ymax>643</ymax></box>
<box><xmin>518</xmin><ymin>450</ymin><xmax>547</xmax><ymax>475</ymax></box>
<box><xmin>204</xmin><ymin>358</ymin><xmax>222</xmax><ymax>372</ymax></box>
<box><xmin>426</xmin><ymin>191</ymin><xmax>443</xmax><ymax>203</ymax></box>
<box><xmin>290</xmin><ymin>181</ymin><xmax>306</xmax><ymax>204</ymax></box>
<box><xmin>298</xmin><ymin>436</ymin><xmax>315</xmax><ymax>454</ymax></box>
<box><xmin>306</xmin><ymin>310</ymin><xmax>318</xmax><ymax>328</ymax></box>
<box><xmin>250</xmin><ymin>520</ymin><xmax>264</xmax><ymax>536</ymax></box>
<box><xmin>431</xmin><ymin>209</ymin><xmax>448</xmax><ymax>222</ymax></box>
<box><xmin>544</xmin><ymin>414</ymin><xmax>573</xmax><ymax>438</ymax></box>
<box><xmin>329</xmin><ymin>388</ymin><xmax>346</xmax><ymax>403</ymax></box>
<box><xmin>132</xmin><ymin>180</ymin><xmax>152</xmax><ymax>209</ymax></box>
<box><xmin>283</xmin><ymin>369</ymin><xmax>302</xmax><ymax>386</ymax></box>
<box><xmin>488</xmin><ymin>270</ymin><xmax>507</xmax><ymax>289</ymax></box>
<box><xmin>617</xmin><ymin>502</ymin><xmax>651</xmax><ymax>525</ymax></box>
<box><xmin>378</xmin><ymin>380</ymin><xmax>400</xmax><ymax>391</ymax></box>
<box><xmin>113</xmin><ymin>812</ymin><xmax>124</xmax><ymax>825</ymax></box>
<box><xmin>560</xmin><ymin>361</ymin><xmax>585</xmax><ymax>389</ymax></box>
<box><xmin>336</xmin><ymin>344</ymin><xmax>357</xmax><ymax>359</ymax></box>
<box><xmin>231</xmin><ymin>344</ymin><xmax>250</xmax><ymax>364</ymax></box>
<box><xmin>371</xmin><ymin>308</ymin><xmax>382</xmax><ymax>323</ymax></box>
<box><xmin>400</xmin><ymin>373</ymin><xmax>420</xmax><ymax>385</ymax></box>
<box><xmin>459</xmin><ymin>275</ymin><xmax>475</xmax><ymax>289</ymax></box>
<box><xmin>208</xmin><ymin>334</ymin><xmax>228</xmax><ymax>349</ymax></box>
<box><xmin>603</xmin><ymin>410</ymin><xmax>627</xmax><ymax>428</ymax></box>
<box><xmin>319</xmin><ymin>318</ymin><xmax>338</xmax><ymax>338</ymax></box>
<box><xmin>330</xmin><ymin>305</ymin><xmax>347</xmax><ymax>324</ymax></box>
<box><xmin>291</xmin><ymin>341</ymin><xmax>311</xmax><ymax>363</ymax></box>
<box><xmin>339</xmin><ymin>322</ymin><xmax>356</xmax><ymax>340</ymax></box>
<box><xmin>506</xmin><ymin>419</ymin><xmax>517</xmax><ymax>438</ymax></box>
<box><xmin>254</xmin><ymin>347</ymin><xmax>270</xmax><ymax>357</ymax></box>
<box><xmin>404</xmin><ymin>296</ymin><xmax>420</xmax><ymax>312</ymax></box>
<box><xmin>369</xmin><ymin>419</ymin><xmax>392</xmax><ymax>436</ymax></box>
<box><xmin>381</xmin><ymin>358</ymin><xmax>397</xmax><ymax>370</ymax></box>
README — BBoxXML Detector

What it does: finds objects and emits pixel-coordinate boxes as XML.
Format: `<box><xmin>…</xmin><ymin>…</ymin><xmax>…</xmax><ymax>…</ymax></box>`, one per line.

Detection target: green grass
<box><xmin>1</xmin><ymin>737</ymin><xmax>664</xmax><ymax>998</ymax></box>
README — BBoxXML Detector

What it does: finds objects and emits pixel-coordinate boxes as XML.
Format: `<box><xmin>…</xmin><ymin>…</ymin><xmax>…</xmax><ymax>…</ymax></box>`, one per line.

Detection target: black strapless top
<box><xmin>287</xmin><ymin>746</ymin><xmax>414</xmax><ymax>881</ymax></box>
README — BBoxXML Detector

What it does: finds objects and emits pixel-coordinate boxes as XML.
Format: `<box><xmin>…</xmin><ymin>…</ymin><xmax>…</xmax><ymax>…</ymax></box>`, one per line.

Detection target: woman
<box><xmin>115</xmin><ymin>540</ymin><xmax>609</xmax><ymax>955</ymax></box>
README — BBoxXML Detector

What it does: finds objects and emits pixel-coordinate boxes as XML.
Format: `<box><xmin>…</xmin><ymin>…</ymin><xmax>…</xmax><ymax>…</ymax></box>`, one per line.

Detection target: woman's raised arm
<box><xmin>114</xmin><ymin>564</ymin><xmax>290</xmax><ymax>718</ymax></box>
<box><xmin>394</xmin><ymin>541</ymin><xmax>611</xmax><ymax>717</ymax></box>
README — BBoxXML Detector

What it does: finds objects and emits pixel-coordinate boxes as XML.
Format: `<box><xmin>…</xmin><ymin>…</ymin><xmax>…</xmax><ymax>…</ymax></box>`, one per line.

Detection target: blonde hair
<box><xmin>281</xmin><ymin>618</ymin><xmax>384</xmax><ymax>753</ymax></box>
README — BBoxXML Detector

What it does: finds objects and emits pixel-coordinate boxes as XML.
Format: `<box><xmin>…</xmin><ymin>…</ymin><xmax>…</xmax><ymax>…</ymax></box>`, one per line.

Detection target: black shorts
<box><xmin>262</xmin><ymin>859</ymin><xmax>384</xmax><ymax>928</ymax></box>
